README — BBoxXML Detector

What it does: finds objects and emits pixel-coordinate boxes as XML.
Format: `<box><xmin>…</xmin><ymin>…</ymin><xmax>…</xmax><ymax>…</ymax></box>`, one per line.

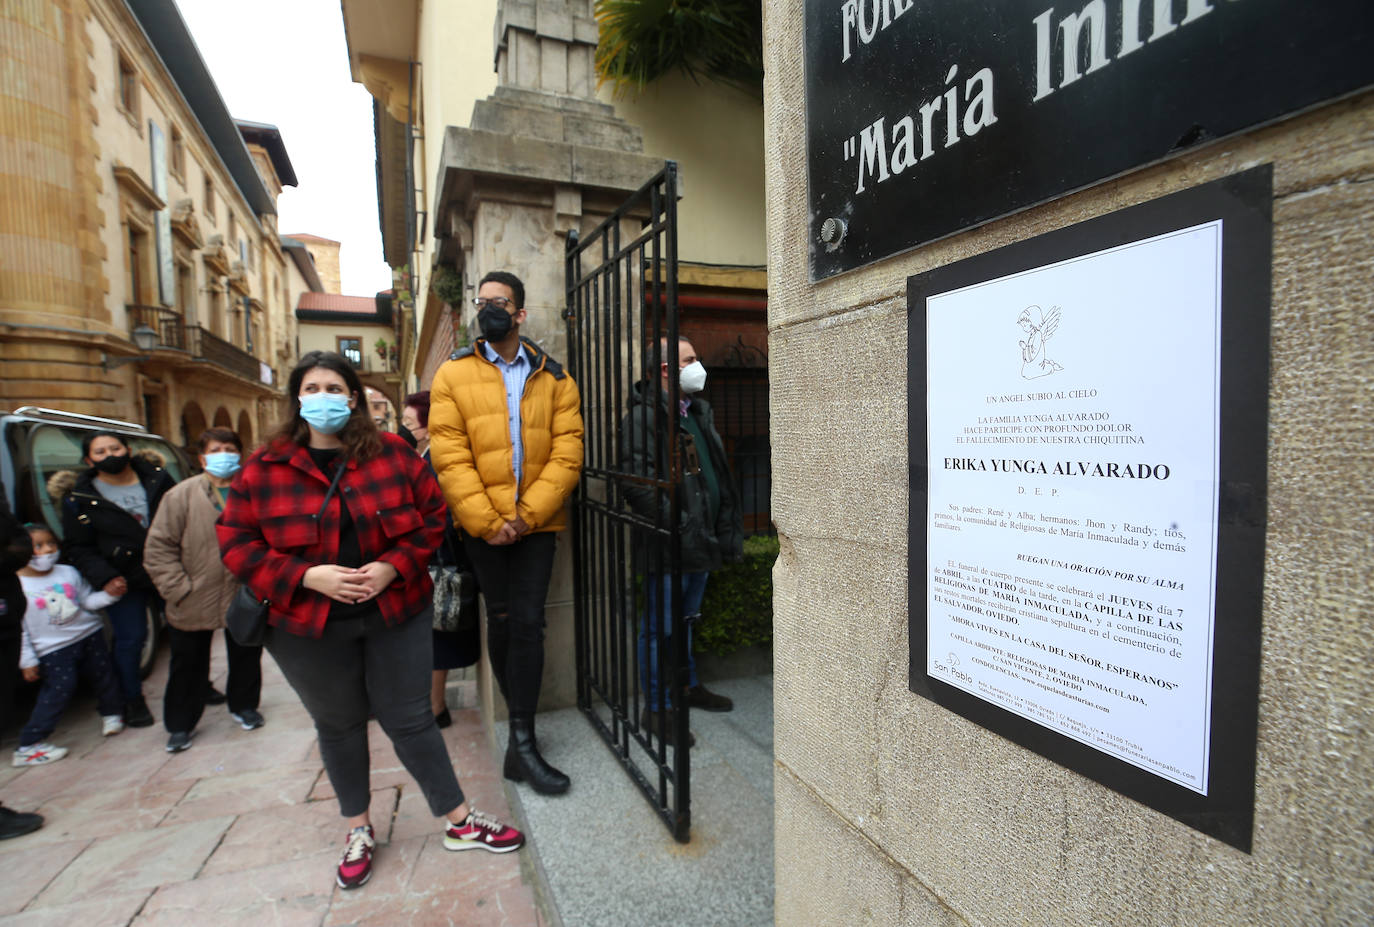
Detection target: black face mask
<box><xmin>93</xmin><ymin>454</ymin><xmax>130</xmax><ymax>474</ymax></box>
<box><xmin>398</xmin><ymin>425</ymin><xmax>419</xmax><ymax>449</ymax></box>
<box><xmin>477</xmin><ymin>303</ymin><xmax>515</xmax><ymax>342</ymax></box>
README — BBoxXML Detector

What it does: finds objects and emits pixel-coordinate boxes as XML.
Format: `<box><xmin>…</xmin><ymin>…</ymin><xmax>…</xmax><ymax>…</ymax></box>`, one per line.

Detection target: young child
<box><xmin>14</xmin><ymin>524</ymin><xmax>125</xmax><ymax>767</ymax></box>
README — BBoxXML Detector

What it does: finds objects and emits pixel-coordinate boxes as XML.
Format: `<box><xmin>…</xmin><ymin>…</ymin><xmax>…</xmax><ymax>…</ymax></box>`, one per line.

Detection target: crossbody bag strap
<box><xmin>317</xmin><ymin>459</ymin><xmax>346</xmax><ymax>518</ymax></box>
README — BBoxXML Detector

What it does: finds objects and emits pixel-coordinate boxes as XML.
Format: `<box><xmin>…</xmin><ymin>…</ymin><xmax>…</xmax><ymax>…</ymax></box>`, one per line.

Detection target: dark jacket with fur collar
<box><xmin>51</xmin><ymin>452</ymin><xmax>177</xmax><ymax>593</ymax></box>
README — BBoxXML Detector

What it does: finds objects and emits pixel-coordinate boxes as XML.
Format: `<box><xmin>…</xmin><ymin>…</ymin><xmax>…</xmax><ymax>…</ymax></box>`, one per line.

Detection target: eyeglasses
<box><xmin>472</xmin><ymin>296</ymin><xmax>513</xmax><ymax>310</ymax></box>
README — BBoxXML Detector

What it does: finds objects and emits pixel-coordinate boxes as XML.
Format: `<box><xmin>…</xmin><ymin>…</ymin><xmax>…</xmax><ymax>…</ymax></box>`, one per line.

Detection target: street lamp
<box><xmin>101</xmin><ymin>324</ymin><xmax>159</xmax><ymax>370</ymax></box>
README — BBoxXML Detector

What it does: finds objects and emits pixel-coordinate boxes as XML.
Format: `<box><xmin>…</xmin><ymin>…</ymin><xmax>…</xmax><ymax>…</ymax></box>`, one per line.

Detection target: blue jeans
<box><xmin>21</xmin><ymin>631</ymin><xmax>123</xmax><ymax>746</ymax></box>
<box><xmin>103</xmin><ymin>590</ymin><xmax>148</xmax><ymax>703</ymax></box>
<box><xmin>639</xmin><ymin>571</ymin><xmax>709</xmax><ymax>710</ymax></box>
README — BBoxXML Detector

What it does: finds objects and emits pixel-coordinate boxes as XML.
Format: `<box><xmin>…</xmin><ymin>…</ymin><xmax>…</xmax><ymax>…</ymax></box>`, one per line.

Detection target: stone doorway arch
<box><xmin>181</xmin><ymin>401</ymin><xmax>207</xmax><ymax>450</ymax></box>
<box><xmin>213</xmin><ymin>407</ymin><xmax>232</xmax><ymax>428</ymax></box>
<box><xmin>236</xmin><ymin>409</ymin><xmax>254</xmax><ymax>449</ymax></box>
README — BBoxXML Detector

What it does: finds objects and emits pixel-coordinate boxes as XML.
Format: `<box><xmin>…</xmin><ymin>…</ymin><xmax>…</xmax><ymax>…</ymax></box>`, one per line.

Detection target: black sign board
<box><xmin>907</xmin><ymin>167</ymin><xmax>1271</xmax><ymax>851</ymax></box>
<box><xmin>805</xmin><ymin>0</ymin><xmax>1373</xmax><ymax>279</ymax></box>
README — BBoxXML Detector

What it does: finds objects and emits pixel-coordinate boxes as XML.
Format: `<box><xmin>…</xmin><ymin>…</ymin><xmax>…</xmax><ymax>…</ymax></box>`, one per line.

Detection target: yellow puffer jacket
<box><xmin>429</xmin><ymin>337</ymin><xmax>584</xmax><ymax>539</ymax></box>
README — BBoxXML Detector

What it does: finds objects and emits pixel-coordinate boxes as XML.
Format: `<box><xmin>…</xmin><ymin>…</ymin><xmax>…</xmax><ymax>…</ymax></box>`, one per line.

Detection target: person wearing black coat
<box><xmin>401</xmin><ymin>391</ymin><xmax>481</xmax><ymax>730</ymax></box>
<box><xmin>1</xmin><ymin>485</ymin><xmax>44</xmax><ymax>838</ymax></box>
<box><xmin>618</xmin><ymin>336</ymin><xmax>743</xmax><ymax>740</ymax></box>
<box><xmin>51</xmin><ymin>432</ymin><xmax>176</xmax><ymax>727</ymax></box>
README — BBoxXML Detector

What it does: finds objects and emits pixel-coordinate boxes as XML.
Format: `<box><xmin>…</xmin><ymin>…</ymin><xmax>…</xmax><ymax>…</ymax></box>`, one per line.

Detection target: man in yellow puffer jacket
<box><xmin>429</xmin><ymin>270</ymin><xmax>583</xmax><ymax>795</ymax></box>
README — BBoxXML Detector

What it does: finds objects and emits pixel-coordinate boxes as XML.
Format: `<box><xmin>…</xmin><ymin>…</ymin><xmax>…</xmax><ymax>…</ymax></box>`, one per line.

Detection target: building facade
<box><xmin>0</xmin><ymin>0</ymin><xmax>302</xmax><ymax>451</ymax></box>
<box><xmin>294</xmin><ymin>291</ymin><xmax>402</xmax><ymax>414</ymax></box>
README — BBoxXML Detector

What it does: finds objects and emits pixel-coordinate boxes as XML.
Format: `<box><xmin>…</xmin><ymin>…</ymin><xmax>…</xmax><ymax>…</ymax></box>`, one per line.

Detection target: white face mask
<box><xmin>679</xmin><ymin>361</ymin><xmax>707</xmax><ymax>394</ymax></box>
<box><xmin>29</xmin><ymin>552</ymin><xmax>60</xmax><ymax>572</ymax></box>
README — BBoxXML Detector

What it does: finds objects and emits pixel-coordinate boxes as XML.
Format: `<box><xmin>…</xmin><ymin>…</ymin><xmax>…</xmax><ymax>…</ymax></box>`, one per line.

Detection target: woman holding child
<box><xmin>216</xmin><ymin>351</ymin><xmax>523</xmax><ymax>891</ymax></box>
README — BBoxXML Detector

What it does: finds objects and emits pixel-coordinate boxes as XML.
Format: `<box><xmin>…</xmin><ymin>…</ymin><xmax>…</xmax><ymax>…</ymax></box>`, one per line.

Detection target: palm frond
<box><xmin>594</xmin><ymin>0</ymin><xmax>763</xmax><ymax>97</ymax></box>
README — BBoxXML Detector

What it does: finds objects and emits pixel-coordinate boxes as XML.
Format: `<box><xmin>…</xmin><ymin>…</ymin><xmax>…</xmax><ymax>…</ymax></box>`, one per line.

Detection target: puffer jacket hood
<box><xmin>47</xmin><ymin>447</ymin><xmax>168</xmax><ymax>501</ymax></box>
<box><xmin>57</xmin><ymin>451</ymin><xmax>177</xmax><ymax>592</ymax></box>
<box><xmin>450</xmin><ymin>336</ymin><xmax>569</xmax><ymax>379</ymax></box>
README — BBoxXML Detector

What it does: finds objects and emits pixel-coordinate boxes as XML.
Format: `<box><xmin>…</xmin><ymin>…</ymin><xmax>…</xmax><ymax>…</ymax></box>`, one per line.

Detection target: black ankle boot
<box><xmin>504</xmin><ymin>715</ymin><xmax>570</xmax><ymax>795</ymax></box>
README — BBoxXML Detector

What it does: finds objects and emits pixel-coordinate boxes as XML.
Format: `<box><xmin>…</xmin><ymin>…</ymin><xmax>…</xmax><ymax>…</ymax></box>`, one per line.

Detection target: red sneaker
<box><xmin>336</xmin><ymin>825</ymin><xmax>375</xmax><ymax>889</ymax></box>
<box><xmin>443</xmin><ymin>809</ymin><xmax>524</xmax><ymax>854</ymax></box>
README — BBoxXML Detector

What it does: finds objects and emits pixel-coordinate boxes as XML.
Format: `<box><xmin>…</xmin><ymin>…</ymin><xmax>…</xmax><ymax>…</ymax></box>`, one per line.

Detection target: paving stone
<box><xmin>0</xmin><ymin>837</ymin><xmax>92</xmax><ymax>915</ymax></box>
<box><xmin>146</xmin><ymin>727</ymin><xmax>317</xmax><ymax>784</ymax></box>
<box><xmin>159</xmin><ymin>761</ymin><xmax>324</xmax><ymax>825</ymax></box>
<box><xmin>2</xmin><ymin>737</ymin><xmax>176</xmax><ymax>808</ymax></box>
<box><xmin>388</xmin><ymin>783</ymin><xmax>443</xmax><ymax>843</ymax></box>
<box><xmin>198</xmin><ymin>787</ymin><xmax>397</xmax><ymax>878</ymax></box>
<box><xmin>2</xmin><ymin>642</ymin><xmax>558</xmax><ymax>926</ymax></box>
<box><xmin>29</xmin><ymin>814</ymin><xmax>235</xmax><ymax>908</ymax></box>
<box><xmin>26</xmin><ymin>777</ymin><xmax>196</xmax><ymax>845</ymax></box>
<box><xmin>133</xmin><ymin>852</ymin><xmax>335</xmax><ymax>926</ymax></box>
<box><xmin>0</xmin><ymin>889</ymin><xmax>153</xmax><ymax>927</ymax></box>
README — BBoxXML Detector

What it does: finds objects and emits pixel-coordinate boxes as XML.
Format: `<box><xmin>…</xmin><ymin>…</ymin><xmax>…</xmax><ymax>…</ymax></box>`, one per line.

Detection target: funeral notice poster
<box><xmin>922</xmin><ymin>221</ymin><xmax>1222</xmax><ymax>794</ymax></box>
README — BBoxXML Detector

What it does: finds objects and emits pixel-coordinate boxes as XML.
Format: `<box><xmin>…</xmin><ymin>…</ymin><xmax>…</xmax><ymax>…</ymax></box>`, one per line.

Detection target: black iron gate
<box><xmin>564</xmin><ymin>162</ymin><xmax>693</xmax><ymax>841</ymax></box>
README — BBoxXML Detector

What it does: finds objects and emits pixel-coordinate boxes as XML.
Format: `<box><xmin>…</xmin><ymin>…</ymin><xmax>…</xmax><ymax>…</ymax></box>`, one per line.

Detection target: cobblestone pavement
<box><xmin>0</xmin><ymin>637</ymin><xmax>547</xmax><ymax>926</ymax></box>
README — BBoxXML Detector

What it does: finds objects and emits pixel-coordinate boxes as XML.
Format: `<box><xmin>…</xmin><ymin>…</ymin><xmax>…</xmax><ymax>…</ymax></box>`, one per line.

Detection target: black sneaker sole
<box><xmin>0</xmin><ymin>817</ymin><xmax>43</xmax><ymax>840</ymax></box>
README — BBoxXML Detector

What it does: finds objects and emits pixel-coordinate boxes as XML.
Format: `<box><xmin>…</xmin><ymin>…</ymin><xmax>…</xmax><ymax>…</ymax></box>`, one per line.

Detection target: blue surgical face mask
<box><xmin>203</xmin><ymin>451</ymin><xmax>241</xmax><ymax>478</ymax></box>
<box><xmin>298</xmin><ymin>393</ymin><xmax>353</xmax><ymax>435</ymax></box>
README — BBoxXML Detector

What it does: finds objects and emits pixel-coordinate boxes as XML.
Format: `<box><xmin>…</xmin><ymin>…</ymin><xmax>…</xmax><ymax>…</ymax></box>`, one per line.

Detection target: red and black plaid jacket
<box><xmin>216</xmin><ymin>433</ymin><xmax>446</xmax><ymax>638</ymax></box>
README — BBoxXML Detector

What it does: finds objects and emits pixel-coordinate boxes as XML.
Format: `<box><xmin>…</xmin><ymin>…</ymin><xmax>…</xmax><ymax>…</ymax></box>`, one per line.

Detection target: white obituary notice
<box><xmin>925</xmin><ymin>221</ymin><xmax>1222</xmax><ymax>793</ymax></box>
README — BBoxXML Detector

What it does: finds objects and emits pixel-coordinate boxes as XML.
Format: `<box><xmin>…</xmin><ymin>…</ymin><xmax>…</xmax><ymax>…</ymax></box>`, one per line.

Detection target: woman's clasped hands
<box><xmin>303</xmin><ymin>562</ymin><xmax>399</xmax><ymax>603</ymax></box>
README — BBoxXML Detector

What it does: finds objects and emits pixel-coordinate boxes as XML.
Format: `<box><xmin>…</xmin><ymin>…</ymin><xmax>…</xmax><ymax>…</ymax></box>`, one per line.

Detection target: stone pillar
<box><xmin>432</xmin><ymin>0</ymin><xmax>665</xmax><ymax>724</ymax></box>
<box><xmin>765</xmin><ymin>4</ymin><xmax>1374</xmax><ymax>924</ymax></box>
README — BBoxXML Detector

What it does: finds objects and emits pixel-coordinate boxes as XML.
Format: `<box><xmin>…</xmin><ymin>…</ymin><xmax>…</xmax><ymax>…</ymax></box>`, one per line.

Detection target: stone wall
<box><xmin>765</xmin><ymin>1</ymin><xmax>1374</xmax><ymax>921</ymax></box>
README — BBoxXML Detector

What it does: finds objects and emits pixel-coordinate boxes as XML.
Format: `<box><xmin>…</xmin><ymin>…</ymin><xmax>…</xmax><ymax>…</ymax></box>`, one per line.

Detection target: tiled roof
<box><xmin>283</xmin><ymin>233</ymin><xmax>340</xmax><ymax>244</ymax></box>
<box><xmin>297</xmin><ymin>292</ymin><xmax>378</xmax><ymax>314</ymax></box>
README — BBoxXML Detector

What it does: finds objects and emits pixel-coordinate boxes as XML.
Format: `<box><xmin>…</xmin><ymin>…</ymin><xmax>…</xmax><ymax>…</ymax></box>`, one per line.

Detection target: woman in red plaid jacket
<box><xmin>217</xmin><ymin>352</ymin><xmax>525</xmax><ymax>890</ymax></box>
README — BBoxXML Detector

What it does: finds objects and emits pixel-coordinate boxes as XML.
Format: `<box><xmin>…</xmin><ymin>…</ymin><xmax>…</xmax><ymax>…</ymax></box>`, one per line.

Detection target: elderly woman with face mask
<box><xmin>217</xmin><ymin>352</ymin><xmax>524</xmax><ymax>892</ymax></box>
<box><xmin>144</xmin><ymin>427</ymin><xmax>265</xmax><ymax>753</ymax></box>
<box><xmin>56</xmin><ymin>431</ymin><xmax>177</xmax><ymax>727</ymax></box>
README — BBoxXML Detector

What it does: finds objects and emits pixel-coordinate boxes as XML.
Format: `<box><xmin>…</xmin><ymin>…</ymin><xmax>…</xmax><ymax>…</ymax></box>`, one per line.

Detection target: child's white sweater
<box><xmin>18</xmin><ymin>565</ymin><xmax>119</xmax><ymax>668</ymax></box>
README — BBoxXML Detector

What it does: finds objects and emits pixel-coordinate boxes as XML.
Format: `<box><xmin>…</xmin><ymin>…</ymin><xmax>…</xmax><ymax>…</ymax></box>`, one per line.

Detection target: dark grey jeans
<box><xmin>266</xmin><ymin>607</ymin><xmax>464</xmax><ymax>818</ymax></box>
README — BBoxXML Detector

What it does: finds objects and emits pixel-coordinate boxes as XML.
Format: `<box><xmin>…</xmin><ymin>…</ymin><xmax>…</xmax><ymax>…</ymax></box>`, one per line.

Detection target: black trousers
<box><xmin>163</xmin><ymin>627</ymin><xmax>263</xmax><ymax>734</ymax></box>
<box><xmin>462</xmin><ymin>531</ymin><xmax>557</xmax><ymax>717</ymax></box>
<box><xmin>0</xmin><ymin>631</ymin><xmax>18</xmax><ymax>744</ymax></box>
<box><xmin>266</xmin><ymin>608</ymin><xmax>464</xmax><ymax>818</ymax></box>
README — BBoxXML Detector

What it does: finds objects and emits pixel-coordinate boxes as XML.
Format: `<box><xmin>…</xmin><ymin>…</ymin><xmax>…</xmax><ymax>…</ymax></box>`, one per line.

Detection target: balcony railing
<box><xmin>126</xmin><ymin>307</ymin><xmax>271</xmax><ymax>385</ymax></box>
<box><xmin>185</xmin><ymin>325</ymin><xmax>262</xmax><ymax>382</ymax></box>
<box><xmin>127</xmin><ymin>304</ymin><xmax>186</xmax><ymax>350</ymax></box>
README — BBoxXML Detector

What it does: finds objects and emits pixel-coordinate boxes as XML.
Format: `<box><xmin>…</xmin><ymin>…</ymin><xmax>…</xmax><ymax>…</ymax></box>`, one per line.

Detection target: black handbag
<box><xmin>224</xmin><ymin>584</ymin><xmax>269</xmax><ymax>647</ymax></box>
<box><xmin>430</xmin><ymin>532</ymin><xmax>478</xmax><ymax>633</ymax></box>
<box><xmin>225</xmin><ymin>459</ymin><xmax>345</xmax><ymax>646</ymax></box>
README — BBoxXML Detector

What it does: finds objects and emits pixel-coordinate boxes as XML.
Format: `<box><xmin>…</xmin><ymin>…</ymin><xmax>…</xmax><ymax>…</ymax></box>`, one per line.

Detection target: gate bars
<box><xmin>563</xmin><ymin>162</ymin><xmax>692</xmax><ymax>841</ymax></box>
